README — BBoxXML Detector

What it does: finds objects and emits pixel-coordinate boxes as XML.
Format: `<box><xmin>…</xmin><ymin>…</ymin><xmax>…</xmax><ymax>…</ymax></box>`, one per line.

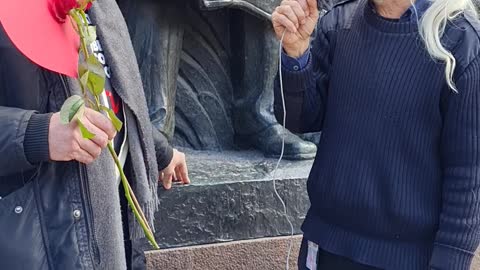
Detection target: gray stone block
<box><xmin>137</xmin><ymin>150</ymin><xmax>312</xmax><ymax>250</ymax></box>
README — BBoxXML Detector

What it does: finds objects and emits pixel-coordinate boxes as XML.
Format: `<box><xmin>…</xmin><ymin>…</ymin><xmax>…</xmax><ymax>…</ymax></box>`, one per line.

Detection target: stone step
<box><xmin>145</xmin><ymin>235</ymin><xmax>303</xmax><ymax>270</ymax></box>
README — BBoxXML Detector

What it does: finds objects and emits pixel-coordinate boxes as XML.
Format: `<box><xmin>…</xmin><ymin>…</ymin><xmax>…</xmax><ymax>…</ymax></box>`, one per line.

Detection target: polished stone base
<box><xmin>146</xmin><ymin>235</ymin><xmax>303</xmax><ymax>270</ymax></box>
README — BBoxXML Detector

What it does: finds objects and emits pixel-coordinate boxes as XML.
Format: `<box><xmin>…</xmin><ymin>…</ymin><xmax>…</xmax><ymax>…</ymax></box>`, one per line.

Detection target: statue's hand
<box><xmin>272</xmin><ymin>0</ymin><xmax>319</xmax><ymax>58</ymax></box>
<box><xmin>160</xmin><ymin>149</ymin><xmax>190</xmax><ymax>190</ymax></box>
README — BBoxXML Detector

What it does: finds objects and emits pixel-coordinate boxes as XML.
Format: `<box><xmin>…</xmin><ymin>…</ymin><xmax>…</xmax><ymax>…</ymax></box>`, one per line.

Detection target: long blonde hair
<box><xmin>418</xmin><ymin>0</ymin><xmax>479</xmax><ymax>91</ymax></box>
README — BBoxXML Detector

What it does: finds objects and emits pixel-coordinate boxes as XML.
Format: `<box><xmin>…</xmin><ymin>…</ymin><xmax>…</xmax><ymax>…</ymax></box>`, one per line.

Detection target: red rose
<box><xmin>49</xmin><ymin>0</ymin><xmax>92</xmax><ymax>23</ymax></box>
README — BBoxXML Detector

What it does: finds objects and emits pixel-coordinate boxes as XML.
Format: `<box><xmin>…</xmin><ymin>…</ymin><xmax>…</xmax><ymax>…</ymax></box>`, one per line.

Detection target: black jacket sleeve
<box><xmin>0</xmin><ymin>23</ymin><xmax>52</xmax><ymax>176</ymax></box>
<box><xmin>152</xmin><ymin>127</ymin><xmax>173</xmax><ymax>171</ymax></box>
<box><xmin>0</xmin><ymin>106</ymin><xmax>34</xmax><ymax>173</ymax></box>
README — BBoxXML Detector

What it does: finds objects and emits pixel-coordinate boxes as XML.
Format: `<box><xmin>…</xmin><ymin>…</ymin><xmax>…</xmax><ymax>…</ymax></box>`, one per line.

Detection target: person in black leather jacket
<box><xmin>0</xmin><ymin>1</ymin><xmax>189</xmax><ymax>269</ymax></box>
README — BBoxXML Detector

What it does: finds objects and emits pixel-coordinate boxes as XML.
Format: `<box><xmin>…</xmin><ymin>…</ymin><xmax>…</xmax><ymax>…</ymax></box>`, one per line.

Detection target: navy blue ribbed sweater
<box><xmin>274</xmin><ymin>1</ymin><xmax>480</xmax><ymax>269</ymax></box>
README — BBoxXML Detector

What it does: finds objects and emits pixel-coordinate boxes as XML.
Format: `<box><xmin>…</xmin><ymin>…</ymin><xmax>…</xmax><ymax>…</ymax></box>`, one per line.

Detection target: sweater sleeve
<box><xmin>281</xmin><ymin>50</ymin><xmax>311</xmax><ymax>71</ymax></box>
<box><xmin>273</xmin><ymin>24</ymin><xmax>331</xmax><ymax>134</ymax></box>
<box><xmin>430</xmin><ymin>56</ymin><xmax>480</xmax><ymax>270</ymax></box>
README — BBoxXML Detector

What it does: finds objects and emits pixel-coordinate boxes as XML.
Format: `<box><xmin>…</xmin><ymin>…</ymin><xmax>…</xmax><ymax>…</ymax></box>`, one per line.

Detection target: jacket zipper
<box><xmin>33</xmin><ymin>166</ymin><xmax>55</xmax><ymax>270</ymax></box>
<box><xmin>79</xmin><ymin>163</ymin><xmax>101</xmax><ymax>264</ymax></box>
<box><xmin>59</xmin><ymin>75</ymin><xmax>100</xmax><ymax>265</ymax></box>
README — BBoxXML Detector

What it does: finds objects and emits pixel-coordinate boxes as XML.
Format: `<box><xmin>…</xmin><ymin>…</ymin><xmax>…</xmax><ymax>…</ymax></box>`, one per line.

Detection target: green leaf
<box><xmin>77</xmin><ymin>119</ymin><xmax>96</xmax><ymax>139</ymax></box>
<box><xmin>78</xmin><ymin>47</ymin><xmax>104</xmax><ymax>79</ymax></box>
<box><xmin>60</xmin><ymin>95</ymin><xmax>85</xmax><ymax>124</ymax></box>
<box><xmin>100</xmin><ymin>105</ymin><xmax>123</xmax><ymax>132</ymax></box>
<box><xmin>84</xmin><ymin>26</ymin><xmax>97</xmax><ymax>45</ymax></box>
<box><xmin>78</xmin><ymin>53</ymin><xmax>88</xmax><ymax>78</ymax></box>
<box><xmin>79</xmin><ymin>54</ymin><xmax>106</xmax><ymax>97</ymax></box>
<box><xmin>79</xmin><ymin>70</ymin><xmax>89</xmax><ymax>93</ymax></box>
<box><xmin>87</xmin><ymin>54</ymin><xmax>105</xmax><ymax>76</ymax></box>
<box><xmin>87</xmin><ymin>70</ymin><xmax>105</xmax><ymax>96</ymax></box>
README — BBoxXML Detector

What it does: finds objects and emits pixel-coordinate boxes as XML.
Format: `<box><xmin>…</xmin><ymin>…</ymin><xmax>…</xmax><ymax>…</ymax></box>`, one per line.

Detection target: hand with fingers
<box><xmin>160</xmin><ymin>149</ymin><xmax>190</xmax><ymax>190</ymax></box>
<box><xmin>49</xmin><ymin>108</ymin><xmax>117</xmax><ymax>164</ymax></box>
<box><xmin>272</xmin><ymin>0</ymin><xmax>319</xmax><ymax>58</ymax></box>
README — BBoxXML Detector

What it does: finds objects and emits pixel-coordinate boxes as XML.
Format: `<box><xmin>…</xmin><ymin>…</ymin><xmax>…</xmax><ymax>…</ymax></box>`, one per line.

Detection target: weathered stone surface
<box><xmin>134</xmin><ymin>150</ymin><xmax>312</xmax><ymax>251</ymax></box>
<box><xmin>146</xmin><ymin>235</ymin><xmax>303</xmax><ymax>270</ymax></box>
<box><xmin>153</xmin><ymin>176</ymin><xmax>308</xmax><ymax>248</ymax></box>
<box><xmin>184</xmin><ymin>149</ymin><xmax>313</xmax><ymax>184</ymax></box>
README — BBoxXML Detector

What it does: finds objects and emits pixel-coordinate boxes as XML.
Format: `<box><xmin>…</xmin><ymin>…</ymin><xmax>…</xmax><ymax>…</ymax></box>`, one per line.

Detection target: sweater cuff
<box><xmin>280</xmin><ymin>56</ymin><xmax>314</xmax><ymax>93</ymax></box>
<box><xmin>24</xmin><ymin>113</ymin><xmax>53</xmax><ymax>164</ymax></box>
<box><xmin>282</xmin><ymin>49</ymin><xmax>311</xmax><ymax>71</ymax></box>
<box><xmin>429</xmin><ymin>243</ymin><xmax>474</xmax><ymax>270</ymax></box>
<box><xmin>157</xmin><ymin>146</ymin><xmax>174</xmax><ymax>171</ymax></box>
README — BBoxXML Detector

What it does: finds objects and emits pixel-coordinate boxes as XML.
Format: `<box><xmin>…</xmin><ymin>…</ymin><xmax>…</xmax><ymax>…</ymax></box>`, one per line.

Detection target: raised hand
<box><xmin>272</xmin><ymin>0</ymin><xmax>319</xmax><ymax>58</ymax></box>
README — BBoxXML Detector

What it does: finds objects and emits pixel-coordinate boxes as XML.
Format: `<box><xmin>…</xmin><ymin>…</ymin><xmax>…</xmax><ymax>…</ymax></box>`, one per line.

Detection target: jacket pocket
<box><xmin>0</xmin><ymin>181</ymin><xmax>49</xmax><ymax>270</ymax></box>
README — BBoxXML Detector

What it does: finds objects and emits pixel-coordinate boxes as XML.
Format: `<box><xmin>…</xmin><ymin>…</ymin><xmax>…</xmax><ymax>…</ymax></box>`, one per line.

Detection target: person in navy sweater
<box><xmin>272</xmin><ymin>0</ymin><xmax>480</xmax><ymax>269</ymax></box>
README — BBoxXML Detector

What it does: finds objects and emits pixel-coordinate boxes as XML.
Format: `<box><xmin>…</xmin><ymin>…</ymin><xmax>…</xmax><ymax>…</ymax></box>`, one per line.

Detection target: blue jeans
<box><xmin>298</xmin><ymin>238</ymin><xmax>382</xmax><ymax>270</ymax></box>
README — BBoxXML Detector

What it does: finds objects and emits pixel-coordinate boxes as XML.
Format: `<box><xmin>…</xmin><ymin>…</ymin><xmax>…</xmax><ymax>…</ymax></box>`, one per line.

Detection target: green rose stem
<box><xmin>107</xmin><ymin>144</ymin><xmax>158</xmax><ymax>249</ymax></box>
<box><xmin>61</xmin><ymin>5</ymin><xmax>160</xmax><ymax>249</ymax></box>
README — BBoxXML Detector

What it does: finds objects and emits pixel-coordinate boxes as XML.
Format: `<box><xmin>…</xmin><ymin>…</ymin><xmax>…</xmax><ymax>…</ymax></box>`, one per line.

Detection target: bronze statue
<box><xmin>118</xmin><ymin>0</ymin><xmax>338</xmax><ymax>159</ymax></box>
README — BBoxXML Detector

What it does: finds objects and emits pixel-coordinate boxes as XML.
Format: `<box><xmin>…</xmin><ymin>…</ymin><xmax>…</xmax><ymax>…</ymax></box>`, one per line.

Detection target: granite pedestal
<box><xmin>139</xmin><ymin>150</ymin><xmax>312</xmax><ymax>251</ymax></box>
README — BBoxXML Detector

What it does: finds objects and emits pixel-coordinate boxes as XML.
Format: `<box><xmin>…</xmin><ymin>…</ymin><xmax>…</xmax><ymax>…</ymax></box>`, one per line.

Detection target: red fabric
<box><xmin>50</xmin><ymin>0</ymin><xmax>78</xmax><ymax>22</ymax></box>
<box><xmin>0</xmin><ymin>0</ymin><xmax>82</xmax><ymax>77</ymax></box>
<box><xmin>50</xmin><ymin>0</ymin><xmax>92</xmax><ymax>22</ymax></box>
<box><xmin>105</xmin><ymin>90</ymin><xmax>120</xmax><ymax>114</ymax></box>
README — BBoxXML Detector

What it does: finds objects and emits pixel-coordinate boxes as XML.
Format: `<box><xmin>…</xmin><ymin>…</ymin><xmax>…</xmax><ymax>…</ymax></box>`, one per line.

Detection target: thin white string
<box><xmin>271</xmin><ymin>29</ymin><xmax>295</xmax><ymax>270</ymax></box>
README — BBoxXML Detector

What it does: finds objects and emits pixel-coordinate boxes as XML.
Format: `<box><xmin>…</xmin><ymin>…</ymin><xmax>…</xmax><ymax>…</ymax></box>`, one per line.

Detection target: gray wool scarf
<box><xmin>88</xmin><ymin>0</ymin><xmax>160</xmax><ymax>236</ymax></box>
<box><xmin>64</xmin><ymin>3</ymin><xmax>161</xmax><ymax>268</ymax></box>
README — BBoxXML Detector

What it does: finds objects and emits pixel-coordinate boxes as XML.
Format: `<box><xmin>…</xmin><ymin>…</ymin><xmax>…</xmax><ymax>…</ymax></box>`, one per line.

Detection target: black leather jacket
<box><xmin>0</xmin><ymin>22</ymin><xmax>172</xmax><ymax>269</ymax></box>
